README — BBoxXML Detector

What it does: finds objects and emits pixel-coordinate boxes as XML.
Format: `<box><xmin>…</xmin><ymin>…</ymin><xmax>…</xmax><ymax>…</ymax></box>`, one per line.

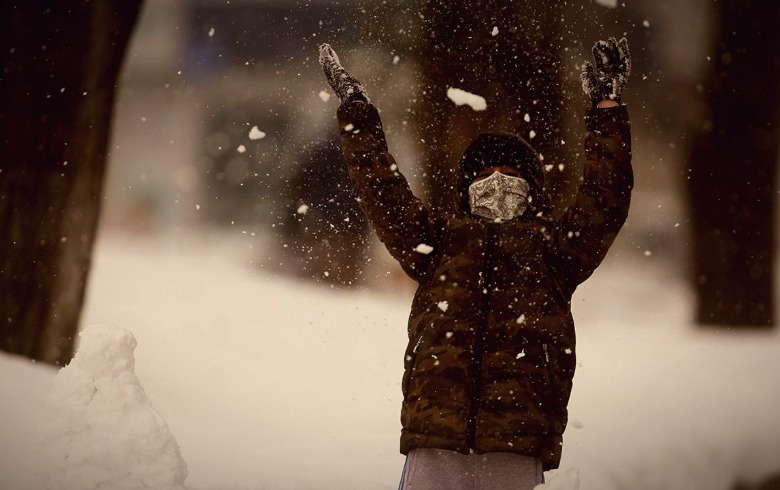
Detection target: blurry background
<box><xmin>105</xmin><ymin>0</ymin><xmax>425</xmax><ymax>289</ymax></box>
<box><xmin>106</xmin><ymin>0</ymin><xmax>707</xmax><ymax>285</ymax></box>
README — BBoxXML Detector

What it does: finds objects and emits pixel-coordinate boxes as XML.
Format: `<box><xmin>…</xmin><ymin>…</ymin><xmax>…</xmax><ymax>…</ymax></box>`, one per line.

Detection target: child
<box><xmin>319</xmin><ymin>37</ymin><xmax>632</xmax><ymax>489</ymax></box>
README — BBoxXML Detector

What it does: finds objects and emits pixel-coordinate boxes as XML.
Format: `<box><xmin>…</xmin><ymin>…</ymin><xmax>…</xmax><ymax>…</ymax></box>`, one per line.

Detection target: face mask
<box><xmin>468</xmin><ymin>172</ymin><xmax>530</xmax><ymax>222</ymax></box>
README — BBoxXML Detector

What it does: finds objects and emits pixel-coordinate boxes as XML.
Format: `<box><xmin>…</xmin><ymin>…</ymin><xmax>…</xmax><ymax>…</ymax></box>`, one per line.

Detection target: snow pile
<box><xmin>446</xmin><ymin>87</ymin><xmax>487</xmax><ymax>111</ymax></box>
<box><xmin>32</xmin><ymin>325</ymin><xmax>188</xmax><ymax>490</ymax></box>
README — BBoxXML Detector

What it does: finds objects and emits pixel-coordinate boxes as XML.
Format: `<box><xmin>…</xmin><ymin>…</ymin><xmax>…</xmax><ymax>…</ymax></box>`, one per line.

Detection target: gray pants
<box><xmin>398</xmin><ymin>448</ymin><xmax>544</xmax><ymax>490</ymax></box>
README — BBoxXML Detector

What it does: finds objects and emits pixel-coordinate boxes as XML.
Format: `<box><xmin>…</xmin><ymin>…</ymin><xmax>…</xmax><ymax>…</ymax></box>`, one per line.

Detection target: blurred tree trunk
<box><xmin>687</xmin><ymin>0</ymin><xmax>779</xmax><ymax>327</ymax></box>
<box><xmin>0</xmin><ymin>1</ymin><xmax>143</xmax><ymax>365</ymax></box>
<box><xmin>414</xmin><ymin>0</ymin><xmax>569</xmax><ymax>214</ymax></box>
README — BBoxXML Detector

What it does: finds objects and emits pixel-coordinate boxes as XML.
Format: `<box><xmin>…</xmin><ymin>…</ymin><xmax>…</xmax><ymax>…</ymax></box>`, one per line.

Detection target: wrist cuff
<box><xmin>585</xmin><ymin>105</ymin><xmax>629</xmax><ymax>134</ymax></box>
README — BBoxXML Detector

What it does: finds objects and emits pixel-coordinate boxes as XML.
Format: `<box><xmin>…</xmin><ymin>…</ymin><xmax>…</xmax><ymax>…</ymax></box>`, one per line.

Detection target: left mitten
<box><xmin>319</xmin><ymin>43</ymin><xmax>369</xmax><ymax>104</ymax></box>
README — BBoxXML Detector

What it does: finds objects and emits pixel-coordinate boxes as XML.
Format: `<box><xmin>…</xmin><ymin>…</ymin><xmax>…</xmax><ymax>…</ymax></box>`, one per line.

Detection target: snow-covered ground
<box><xmin>1</xmin><ymin>232</ymin><xmax>779</xmax><ymax>489</ymax></box>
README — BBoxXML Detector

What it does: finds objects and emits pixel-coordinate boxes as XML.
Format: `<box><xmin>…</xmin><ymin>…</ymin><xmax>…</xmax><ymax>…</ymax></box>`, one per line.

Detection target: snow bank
<box><xmin>446</xmin><ymin>87</ymin><xmax>487</xmax><ymax>111</ymax></box>
<box><xmin>0</xmin><ymin>353</ymin><xmax>55</xmax><ymax>489</ymax></box>
<box><xmin>31</xmin><ymin>325</ymin><xmax>188</xmax><ymax>490</ymax></box>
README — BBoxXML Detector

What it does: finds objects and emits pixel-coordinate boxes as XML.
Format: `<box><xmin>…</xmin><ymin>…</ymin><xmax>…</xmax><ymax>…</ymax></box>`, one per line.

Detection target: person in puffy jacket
<box><xmin>319</xmin><ymin>37</ymin><xmax>633</xmax><ymax>489</ymax></box>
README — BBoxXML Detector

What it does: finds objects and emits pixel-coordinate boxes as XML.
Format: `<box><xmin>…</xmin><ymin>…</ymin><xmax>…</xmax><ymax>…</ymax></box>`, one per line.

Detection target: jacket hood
<box><xmin>457</xmin><ymin>132</ymin><xmax>552</xmax><ymax>218</ymax></box>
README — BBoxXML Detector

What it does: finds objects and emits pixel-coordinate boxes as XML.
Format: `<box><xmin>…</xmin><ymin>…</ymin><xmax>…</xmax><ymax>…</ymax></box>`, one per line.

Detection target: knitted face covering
<box><xmin>468</xmin><ymin>172</ymin><xmax>531</xmax><ymax>221</ymax></box>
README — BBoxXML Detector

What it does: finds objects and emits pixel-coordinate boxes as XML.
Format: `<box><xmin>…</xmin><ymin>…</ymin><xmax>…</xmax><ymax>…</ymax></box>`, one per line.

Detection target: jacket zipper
<box><xmin>547</xmin><ymin>267</ymin><xmax>569</xmax><ymax>306</ymax></box>
<box><xmin>466</xmin><ymin>223</ymin><xmax>498</xmax><ymax>450</ymax></box>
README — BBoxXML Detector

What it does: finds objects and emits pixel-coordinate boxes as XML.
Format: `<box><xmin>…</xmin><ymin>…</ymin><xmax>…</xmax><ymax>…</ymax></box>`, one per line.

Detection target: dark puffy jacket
<box><xmin>336</xmin><ymin>101</ymin><xmax>632</xmax><ymax>470</ymax></box>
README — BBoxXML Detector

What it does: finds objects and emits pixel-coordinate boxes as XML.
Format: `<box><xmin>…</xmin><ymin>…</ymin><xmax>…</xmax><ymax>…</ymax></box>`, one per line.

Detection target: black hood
<box><xmin>456</xmin><ymin>132</ymin><xmax>551</xmax><ymax>217</ymax></box>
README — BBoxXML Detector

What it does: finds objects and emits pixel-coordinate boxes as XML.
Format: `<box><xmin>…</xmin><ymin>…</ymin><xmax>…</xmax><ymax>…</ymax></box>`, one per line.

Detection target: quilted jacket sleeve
<box><xmin>336</xmin><ymin>101</ymin><xmax>434</xmax><ymax>281</ymax></box>
<box><xmin>550</xmin><ymin>105</ymin><xmax>633</xmax><ymax>295</ymax></box>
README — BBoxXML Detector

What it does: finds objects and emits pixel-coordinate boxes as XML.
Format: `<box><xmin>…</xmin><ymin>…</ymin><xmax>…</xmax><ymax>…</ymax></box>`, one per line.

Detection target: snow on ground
<box><xmin>1</xmin><ymin>232</ymin><xmax>779</xmax><ymax>489</ymax></box>
<box><xmin>0</xmin><ymin>351</ymin><xmax>55</xmax><ymax>488</ymax></box>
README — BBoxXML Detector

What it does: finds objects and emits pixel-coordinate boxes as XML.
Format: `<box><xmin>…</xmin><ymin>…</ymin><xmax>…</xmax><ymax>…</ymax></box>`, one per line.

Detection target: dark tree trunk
<box><xmin>413</xmin><ymin>0</ymin><xmax>568</xmax><ymax>214</ymax></box>
<box><xmin>0</xmin><ymin>1</ymin><xmax>143</xmax><ymax>364</ymax></box>
<box><xmin>687</xmin><ymin>0</ymin><xmax>780</xmax><ymax>327</ymax></box>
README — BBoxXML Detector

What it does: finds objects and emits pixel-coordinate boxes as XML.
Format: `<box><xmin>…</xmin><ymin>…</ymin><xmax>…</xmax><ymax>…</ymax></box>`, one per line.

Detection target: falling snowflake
<box><xmin>446</xmin><ymin>87</ymin><xmax>487</xmax><ymax>111</ymax></box>
<box><xmin>414</xmin><ymin>243</ymin><xmax>434</xmax><ymax>255</ymax></box>
<box><xmin>249</xmin><ymin>126</ymin><xmax>266</xmax><ymax>140</ymax></box>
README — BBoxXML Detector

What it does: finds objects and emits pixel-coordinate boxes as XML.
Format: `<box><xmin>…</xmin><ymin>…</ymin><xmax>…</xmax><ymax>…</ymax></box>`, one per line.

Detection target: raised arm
<box><xmin>319</xmin><ymin>44</ymin><xmax>435</xmax><ymax>281</ymax></box>
<box><xmin>550</xmin><ymin>37</ymin><xmax>634</xmax><ymax>295</ymax></box>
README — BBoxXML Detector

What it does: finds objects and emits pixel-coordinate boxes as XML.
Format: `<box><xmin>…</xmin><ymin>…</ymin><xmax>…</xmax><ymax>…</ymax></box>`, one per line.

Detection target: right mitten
<box><xmin>581</xmin><ymin>37</ymin><xmax>631</xmax><ymax>106</ymax></box>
